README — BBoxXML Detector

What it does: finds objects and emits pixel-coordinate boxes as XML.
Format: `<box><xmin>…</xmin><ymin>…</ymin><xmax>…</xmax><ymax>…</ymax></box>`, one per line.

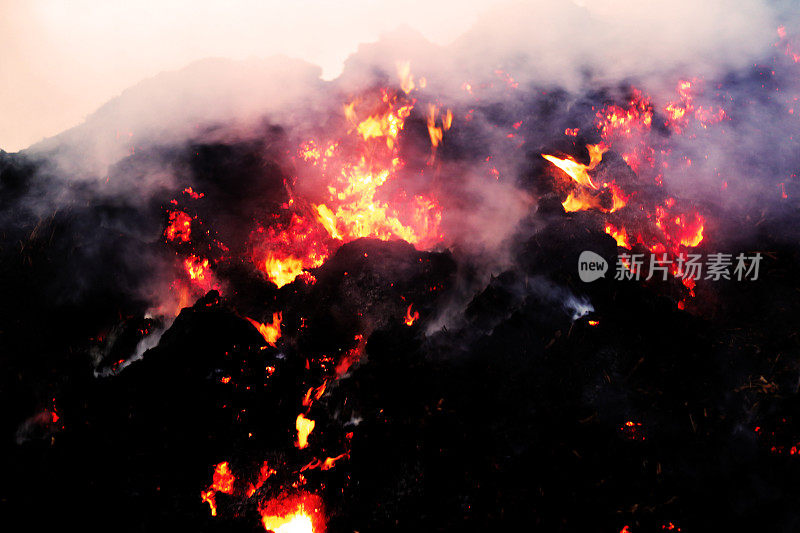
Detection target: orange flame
<box><xmin>302</xmin><ymin>381</ymin><xmax>328</xmax><ymax>408</ymax></box>
<box><xmin>396</xmin><ymin>60</ymin><xmax>415</xmax><ymax>94</ymax></box>
<box><xmin>259</xmin><ymin>492</ymin><xmax>324</xmax><ymax>533</ymax></box>
<box><xmin>307</xmin><ymin>94</ymin><xmax>443</xmax><ymax>250</ymax></box>
<box><xmin>246</xmin><ymin>461</ymin><xmax>276</xmax><ymax>498</ymax></box>
<box><xmin>165</xmin><ymin>210</ymin><xmax>192</xmax><ymax>242</ymax></box>
<box><xmin>201</xmin><ymin>461</ymin><xmax>236</xmax><ymax>516</ymax></box>
<box><xmin>604</xmin><ymin>223</ymin><xmax>631</xmax><ymax>248</ymax></box>
<box><xmin>404</xmin><ymin>303</ymin><xmax>419</xmax><ymax>326</ymax></box>
<box><xmin>295</xmin><ymin>414</ymin><xmax>315</xmax><ymax>449</ymax></box>
<box><xmin>300</xmin><ymin>452</ymin><xmax>350</xmax><ymax>472</ymax></box>
<box><xmin>184</xmin><ymin>255</ymin><xmax>209</xmax><ymax>282</ymax></box>
<box><xmin>246</xmin><ymin>312</ymin><xmax>282</xmax><ymax>347</ymax></box>
<box><xmin>542</xmin><ymin>143</ymin><xmax>607</xmax><ymax>190</ymax></box>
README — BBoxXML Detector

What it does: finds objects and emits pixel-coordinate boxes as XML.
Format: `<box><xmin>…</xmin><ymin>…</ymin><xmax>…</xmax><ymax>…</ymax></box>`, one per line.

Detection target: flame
<box><xmin>302</xmin><ymin>381</ymin><xmax>327</xmax><ymax>407</ymax></box>
<box><xmin>246</xmin><ymin>312</ymin><xmax>282</xmax><ymax>347</ymax></box>
<box><xmin>334</xmin><ymin>334</ymin><xmax>366</xmax><ymax>377</ymax></box>
<box><xmin>252</xmin><ymin>213</ymin><xmax>329</xmax><ymax>288</ymax></box>
<box><xmin>542</xmin><ymin>144</ymin><xmax>627</xmax><ymax>213</ymax></box>
<box><xmin>263</xmin><ymin>254</ymin><xmax>306</xmax><ymax>288</ymax></box>
<box><xmin>184</xmin><ymin>255</ymin><xmax>209</xmax><ymax>281</ymax></box>
<box><xmin>404</xmin><ymin>303</ymin><xmax>419</xmax><ymax>326</ymax></box>
<box><xmin>183</xmin><ymin>186</ymin><xmax>204</xmax><ymax>199</ymax></box>
<box><xmin>259</xmin><ymin>493</ymin><xmax>323</xmax><ymax>533</ymax></box>
<box><xmin>542</xmin><ymin>143</ymin><xmax>607</xmax><ymax>189</ymax></box>
<box><xmin>165</xmin><ymin>210</ymin><xmax>192</xmax><ymax>242</ymax></box>
<box><xmin>663</xmin><ymin>79</ymin><xmax>726</xmax><ymax>134</ymax></box>
<box><xmin>301</xmin><ymin>452</ymin><xmax>349</xmax><ymax>472</ymax></box>
<box><xmin>396</xmin><ymin>60</ymin><xmax>415</xmax><ymax>94</ymax></box>
<box><xmin>248</xmin><ymin>86</ymin><xmax>443</xmax><ymax>289</ymax></box>
<box><xmin>604</xmin><ymin>223</ymin><xmax>631</xmax><ymax>248</ymax></box>
<box><xmin>295</xmin><ymin>413</ymin><xmax>315</xmax><ymax>449</ymax></box>
<box><xmin>427</xmin><ymin>105</ymin><xmax>444</xmax><ymax>148</ymax></box>
<box><xmin>306</xmin><ymin>94</ymin><xmax>443</xmax><ymax>250</ymax></box>
<box><xmin>246</xmin><ymin>461</ymin><xmax>276</xmax><ymax>498</ymax></box>
<box><xmin>201</xmin><ymin>461</ymin><xmax>236</xmax><ymax>516</ymax></box>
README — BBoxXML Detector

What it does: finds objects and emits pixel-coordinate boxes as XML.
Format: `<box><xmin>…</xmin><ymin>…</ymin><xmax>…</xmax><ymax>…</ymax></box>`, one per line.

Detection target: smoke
<box><xmin>1</xmin><ymin>0</ymin><xmax>797</xmax><ymax>361</ymax></box>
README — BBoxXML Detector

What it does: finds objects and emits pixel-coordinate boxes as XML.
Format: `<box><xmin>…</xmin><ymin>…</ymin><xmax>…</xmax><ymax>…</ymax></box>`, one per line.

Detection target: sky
<box><xmin>0</xmin><ymin>0</ymin><xmax>506</xmax><ymax>152</ymax></box>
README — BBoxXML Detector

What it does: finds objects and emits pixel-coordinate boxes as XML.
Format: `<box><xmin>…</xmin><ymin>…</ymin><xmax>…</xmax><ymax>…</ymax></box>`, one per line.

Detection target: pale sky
<box><xmin>0</xmin><ymin>0</ymin><xmax>505</xmax><ymax>152</ymax></box>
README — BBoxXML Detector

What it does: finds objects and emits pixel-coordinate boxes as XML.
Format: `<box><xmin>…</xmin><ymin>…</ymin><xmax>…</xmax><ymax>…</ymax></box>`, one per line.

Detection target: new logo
<box><xmin>578</xmin><ymin>251</ymin><xmax>608</xmax><ymax>282</ymax></box>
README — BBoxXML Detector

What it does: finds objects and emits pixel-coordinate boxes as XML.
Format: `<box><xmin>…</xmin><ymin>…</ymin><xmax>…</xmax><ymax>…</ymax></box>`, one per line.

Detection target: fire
<box><xmin>184</xmin><ymin>255</ymin><xmax>209</xmax><ymax>282</ymax></box>
<box><xmin>596</xmin><ymin>89</ymin><xmax>653</xmax><ymax>140</ymax></box>
<box><xmin>252</xmin><ymin>213</ymin><xmax>329</xmax><ymax>288</ymax></box>
<box><xmin>542</xmin><ymin>143</ymin><xmax>606</xmax><ymax>189</ymax></box>
<box><xmin>306</xmin><ymin>92</ymin><xmax>443</xmax><ymax>251</ymax></box>
<box><xmin>604</xmin><ymin>223</ymin><xmax>631</xmax><ymax>248</ymax></box>
<box><xmin>165</xmin><ymin>210</ymin><xmax>192</xmax><ymax>242</ymax></box>
<box><xmin>264</xmin><ymin>254</ymin><xmax>306</xmax><ymax>288</ymax></box>
<box><xmin>344</xmin><ymin>93</ymin><xmax>412</xmax><ymax>149</ymax></box>
<box><xmin>246</xmin><ymin>461</ymin><xmax>276</xmax><ymax>498</ymax></box>
<box><xmin>300</xmin><ymin>452</ymin><xmax>349</xmax><ymax>472</ymax></box>
<box><xmin>302</xmin><ymin>381</ymin><xmax>327</xmax><ymax>407</ymax></box>
<box><xmin>396</xmin><ymin>60</ymin><xmax>415</xmax><ymax>94</ymax></box>
<box><xmin>201</xmin><ymin>461</ymin><xmax>236</xmax><ymax>516</ymax></box>
<box><xmin>264</xmin><ymin>512</ymin><xmax>313</xmax><ymax>533</ymax></box>
<box><xmin>663</xmin><ymin>79</ymin><xmax>726</xmax><ymax>134</ymax></box>
<box><xmin>426</xmin><ymin>104</ymin><xmax>453</xmax><ymax>151</ymax></box>
<box><xmin>259</xmin><ymin>492</ymin><xmax>324</xmax><ymax>533</ymax></box>
<box><xmin>404</xmin><ymin>303</ymin><xmax>419</xmax><ymax>326</ymax></box>
<box><xmin>229</xmin><ymin>68</ymin><xmax>445</xmax><ymax>290</ymax></box>
<box><xmin>542</xmin><ymin>144</ymin><xmax>627</xmax><ymax>213</ymax></box>
<box><xmin>334</xmin><ymin>334</ymin><xmax>366</xmax><ymax>377</ymax></box>
<box><xmin>295</xmin><ymin>413</ymin><xmax>315</xmax><ymax>449</ymax></box>
<box><xmin>246</xmin><ymin>312</ymin><xmax>282</xmax><ymax>347</ymax></box>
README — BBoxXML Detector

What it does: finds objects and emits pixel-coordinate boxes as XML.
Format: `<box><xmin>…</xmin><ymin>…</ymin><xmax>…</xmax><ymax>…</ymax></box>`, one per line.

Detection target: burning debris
<box><xmin>3</xmin><ymin>7</ymin><xmax>800</xmax><ymax>533</ymax></box>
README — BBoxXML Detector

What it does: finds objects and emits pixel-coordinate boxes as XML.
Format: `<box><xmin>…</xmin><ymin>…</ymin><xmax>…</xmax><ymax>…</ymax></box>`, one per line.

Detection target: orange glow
<box><xmin>301</xmin><ymin>452</ymin><xmax>349</xmax><ymax>472</ymax></box>
<box><xmin>654</xmin><ymin>205</ymin><xmax>705</xmax><ymax>252</ymax></box>
<box><xmin>334</xmin><ymin>334</ymin><xmax>366</xmax><ymax>377</ymax></box>
<box><xmin>201</xmin><ymin>461</ymin><xmax>236</xmax><ymax>516</ymax></box>
<box><xmin>211</xmin><ymin>462</ymin><xmax>235</xmax><ymax>493</ymax></box>
<box><xmin>248</xmin><ymin>86</ymin><xmax>444</xmax><ymax>290</ymax></box>
<box><xmin>184</xmin><ymin>255</ymin><xmax>209</xmax><ymax>282</ymax></box>
<box><xmin>165</xmin><ymin>210</ymin><xmax>192</xmax><ymax>242</ymax></box>
<box><xmin>404</xmin><ymin>303</ymin><xmax>419</xmax><ymax>326</ymax></box>
<box><xmin>252</xmin><ymin>213</ymin><xmax>329</xmax><ymax>288</ymax></box>
<box><xmin>542</xmin><ymin>144</ymin><xmax>628</xmax><ymax>213</ymax></box>
<box><xmin>305</xmin><ymin>93</ymin><xmax>443</xmax><ymax>251</ymax></box>
<box><xmin>259</xmin><ymin>492</ymin><xmax>324</xmax><ymax>533</ymax></box>
<box><xmin>396</xmin><ymin>60</ymin><xmax>415</xmax><ymax>94</ymax></box>
<box><xmin>303</xmin><ymin>381</ymin><xmax>328</xmax><ymax>408</ymax></box>
<box><xmin>596</xmin><ymin>89</ymin><xmax>653</xmax><ymax>140</ymax></box>
<box><xmin>246</xmin><ymin>461</ymin><xmax>276</xmax><ymax>498</ymax></box>
<box><xmin>604</xmin><ymin>223</ymin><xmax>631</xmax><ymax>248</ymax></box>
<box><xmin>542</xmin><ymin>143</ymin><xmax>606</xmax><ymax>190</ymax></box>
<box><xmin>265</xmin><ymin>254</ymin><xmax>306</xmax><ymax>288</ymax></box>
<box><xmin>295</xmin><ymin>414</ymin><xmax>315</xmax><ymax>449</ymax></box>
<box><xmin>663</xmin><ymin>79</ymin><xmax>727</xmax><ymax>134</ymax></box>
<box><xmin>246</xmin><ymin>312</ymin><xmax>282</xmax><ymax>347</ymax></box>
